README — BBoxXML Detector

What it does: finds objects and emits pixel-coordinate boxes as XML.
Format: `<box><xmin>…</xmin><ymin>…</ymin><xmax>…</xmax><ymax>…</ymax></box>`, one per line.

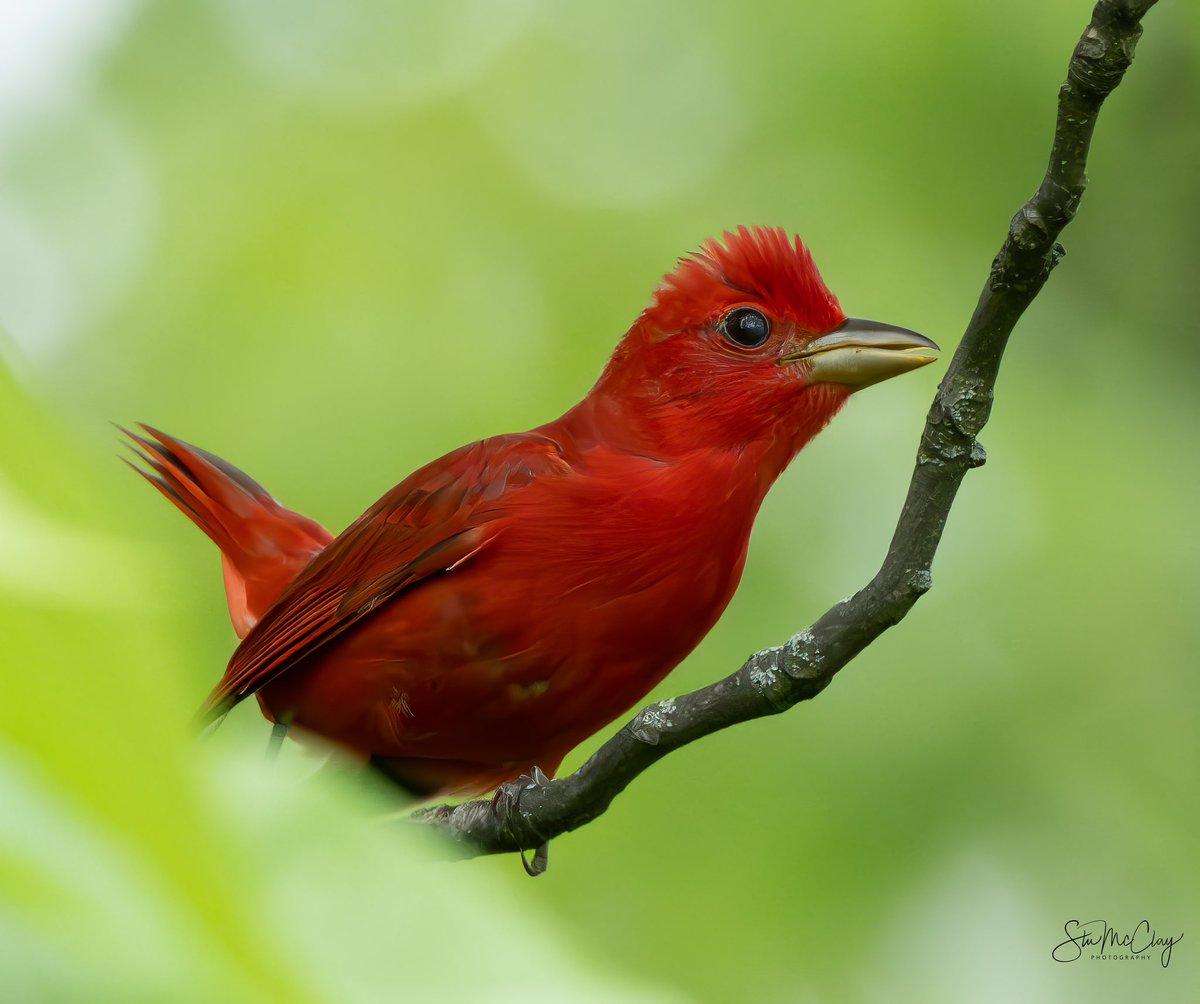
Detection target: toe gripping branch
<box><xmin>489</xmin><ymin>767</ymin><xmax>554</xmax><ymax>876</ymax></box>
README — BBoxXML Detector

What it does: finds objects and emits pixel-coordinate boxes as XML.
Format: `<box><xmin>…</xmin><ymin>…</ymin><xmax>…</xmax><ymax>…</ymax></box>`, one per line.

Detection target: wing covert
<box><xmin>199</xmin><ymin>433</ymin><xmax>568</xmax><ymax>721</ymax></box>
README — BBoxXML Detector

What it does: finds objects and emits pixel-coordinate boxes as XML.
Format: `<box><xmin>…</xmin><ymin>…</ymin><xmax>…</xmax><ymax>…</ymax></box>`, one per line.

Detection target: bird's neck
<box><xmin>545</xmin><ymin>380</ymin><xmax>850</xmax><ymax>499</ymax></box>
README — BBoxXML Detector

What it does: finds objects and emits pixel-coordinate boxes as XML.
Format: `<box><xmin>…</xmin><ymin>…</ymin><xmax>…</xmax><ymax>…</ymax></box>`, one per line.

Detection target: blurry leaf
<box><xmin>0</xmin><ymin>360</ymin><xmax>680</xmax><ymax>1003</ymax></box>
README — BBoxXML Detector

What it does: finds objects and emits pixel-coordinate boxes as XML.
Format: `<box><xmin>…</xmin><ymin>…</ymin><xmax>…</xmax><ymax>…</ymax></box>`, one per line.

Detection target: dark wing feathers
<box><xmin>199</xmin><ymin>434</ymin><xmax>567</xmax><ymax>721</ymax></box>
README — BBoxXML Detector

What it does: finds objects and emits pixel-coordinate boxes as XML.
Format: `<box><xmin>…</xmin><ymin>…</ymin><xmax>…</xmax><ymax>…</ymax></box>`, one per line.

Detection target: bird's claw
<box><xmin>500</xmin><ymin>766</ymin><xmax>552</xmax><ymax>876</ymax></box>
<box><xmin>520</xmin><ymin>841</ymin><xmax>549</xmax><ymax>877</ymax></box>
<box><xmin>519</xmin><ymin>765</ymin><xmax>552</xmax><ymax>791</ymax></box>
<box><xmin>488</xmin><ymin>780</ymin><xmax>518</xmax><ymax>820</ymax></box>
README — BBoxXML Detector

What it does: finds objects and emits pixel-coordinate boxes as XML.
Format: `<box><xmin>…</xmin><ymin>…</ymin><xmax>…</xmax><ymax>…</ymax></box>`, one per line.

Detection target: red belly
<box><xmin>260</xmin><ymin>517</ymin><xmax>749</xmax><ymax>795</ymax></box>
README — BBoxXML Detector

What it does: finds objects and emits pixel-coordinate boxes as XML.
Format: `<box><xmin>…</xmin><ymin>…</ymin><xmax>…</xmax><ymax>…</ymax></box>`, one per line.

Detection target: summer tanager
<box><xmin>128</xmin><ymin>226</ymin><xmax>937</xmax><ymax>798</ymax></box>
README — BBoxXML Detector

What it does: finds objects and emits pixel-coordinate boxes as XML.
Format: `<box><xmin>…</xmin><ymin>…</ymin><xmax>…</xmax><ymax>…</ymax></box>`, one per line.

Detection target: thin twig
<box><xmin>414</xmin><ymin>0</ymin><xmax>1160</xmax><ymax>858</ymax></box>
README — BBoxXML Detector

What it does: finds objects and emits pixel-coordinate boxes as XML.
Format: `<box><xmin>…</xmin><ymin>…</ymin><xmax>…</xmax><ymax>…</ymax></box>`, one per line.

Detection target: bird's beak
<box><xmin>781</xmin><ymin>318</ymin><xmax>940</xmax><ymax>389</ymax></box>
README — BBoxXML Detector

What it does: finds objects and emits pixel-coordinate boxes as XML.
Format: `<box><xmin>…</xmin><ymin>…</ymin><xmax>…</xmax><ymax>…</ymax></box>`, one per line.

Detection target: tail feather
<box><xmin>124</xmin><ymin>425</ymin><xmax>333</xmax><ymax>637</ymax></box>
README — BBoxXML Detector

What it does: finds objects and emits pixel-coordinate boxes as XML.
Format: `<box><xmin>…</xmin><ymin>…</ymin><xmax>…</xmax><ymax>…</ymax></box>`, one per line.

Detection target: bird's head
<box><xmin>587</xmin><ymin>226</ymin><xmax>938</xmax><ymax>459</ymax></box>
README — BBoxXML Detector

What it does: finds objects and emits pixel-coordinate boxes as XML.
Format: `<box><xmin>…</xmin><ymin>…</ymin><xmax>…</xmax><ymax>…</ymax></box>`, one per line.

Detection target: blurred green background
<box><xmin>1</xmin><ymin>1</ymin><xmax>1197</xmax><ymax>1001</ymax></box>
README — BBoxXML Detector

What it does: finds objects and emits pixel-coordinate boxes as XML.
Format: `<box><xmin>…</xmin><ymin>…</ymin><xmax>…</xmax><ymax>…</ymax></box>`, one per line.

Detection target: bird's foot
<box><xmin>490</xmin><ymin>766</ymin><xmax>553</xmax><ymax>876</ymax></box>
<box><xmin>517</xmin><ymin>766</ymin><xmax>552</xmax><ymax>791</ymax></box>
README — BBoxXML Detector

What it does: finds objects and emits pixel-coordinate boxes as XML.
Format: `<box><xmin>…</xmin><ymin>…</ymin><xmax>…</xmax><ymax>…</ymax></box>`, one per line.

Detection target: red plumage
<box><xmin>128</xmin><ymin>226</ymin><xmax>936</xmax><ymax>796</ymax></box>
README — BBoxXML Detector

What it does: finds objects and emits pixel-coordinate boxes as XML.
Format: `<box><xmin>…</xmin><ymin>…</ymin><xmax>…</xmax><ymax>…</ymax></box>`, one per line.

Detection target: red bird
<box><xmin>129</xmin><ymin>227</ymin><xmax>937</xmax><ymax>798</ymax></box>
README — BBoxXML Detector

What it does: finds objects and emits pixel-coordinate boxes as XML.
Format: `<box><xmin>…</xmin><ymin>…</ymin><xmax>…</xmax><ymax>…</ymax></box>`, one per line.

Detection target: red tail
<box><xmin>124</xmin><ymin>425</ymin><xmax>333</xmax><ymax>637</ymax></box>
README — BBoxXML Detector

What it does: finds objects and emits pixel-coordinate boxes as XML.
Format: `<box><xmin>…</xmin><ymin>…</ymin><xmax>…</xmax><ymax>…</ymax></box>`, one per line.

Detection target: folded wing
<box><xmin>199</xmin><ymin>433</ymin><xmax>569</xmax><ymax>722</ymax></box>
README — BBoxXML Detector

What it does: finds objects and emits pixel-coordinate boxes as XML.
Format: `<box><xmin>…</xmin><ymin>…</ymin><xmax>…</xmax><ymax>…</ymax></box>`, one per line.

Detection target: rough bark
<box><xmin>415</xmin><ymin>0</ymin><xmax>1161</xmax><ymax>861</ymax></box>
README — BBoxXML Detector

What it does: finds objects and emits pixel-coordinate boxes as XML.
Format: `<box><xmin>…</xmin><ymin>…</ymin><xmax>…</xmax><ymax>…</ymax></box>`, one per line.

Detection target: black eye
<box><xmin>719</xmin><ymin>307</ymin><xmax>771</xmax><ymax>349</ymax></box>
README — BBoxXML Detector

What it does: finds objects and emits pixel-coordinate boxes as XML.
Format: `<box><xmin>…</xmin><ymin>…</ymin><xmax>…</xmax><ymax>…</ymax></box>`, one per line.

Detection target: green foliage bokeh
<box><xmin>1</xmin><ymin>1</ymin><xmax>1197</xmax><ymax>1001</ymax></box>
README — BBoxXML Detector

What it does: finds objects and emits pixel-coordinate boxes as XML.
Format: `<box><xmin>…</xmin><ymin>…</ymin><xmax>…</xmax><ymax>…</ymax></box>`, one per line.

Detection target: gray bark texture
<box><xmin>414</xmin><ymin>0</ymin><xmax>1161</xmax><ymax>862</ymax></box>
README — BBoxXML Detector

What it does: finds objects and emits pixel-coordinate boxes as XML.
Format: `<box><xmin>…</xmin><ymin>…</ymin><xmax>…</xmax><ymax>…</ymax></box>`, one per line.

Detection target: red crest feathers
<box><xmin>645</xmin><ymin>226</ymin><xmax>845</xmax><ymax>335</ymax></box>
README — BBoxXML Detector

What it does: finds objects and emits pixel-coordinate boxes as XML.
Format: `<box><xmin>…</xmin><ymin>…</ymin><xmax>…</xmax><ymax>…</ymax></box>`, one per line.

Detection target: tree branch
<box><xmin>414</xmin><ymin>0</ymin><xmax>1160</xmax><ymax>858</ymax></box>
